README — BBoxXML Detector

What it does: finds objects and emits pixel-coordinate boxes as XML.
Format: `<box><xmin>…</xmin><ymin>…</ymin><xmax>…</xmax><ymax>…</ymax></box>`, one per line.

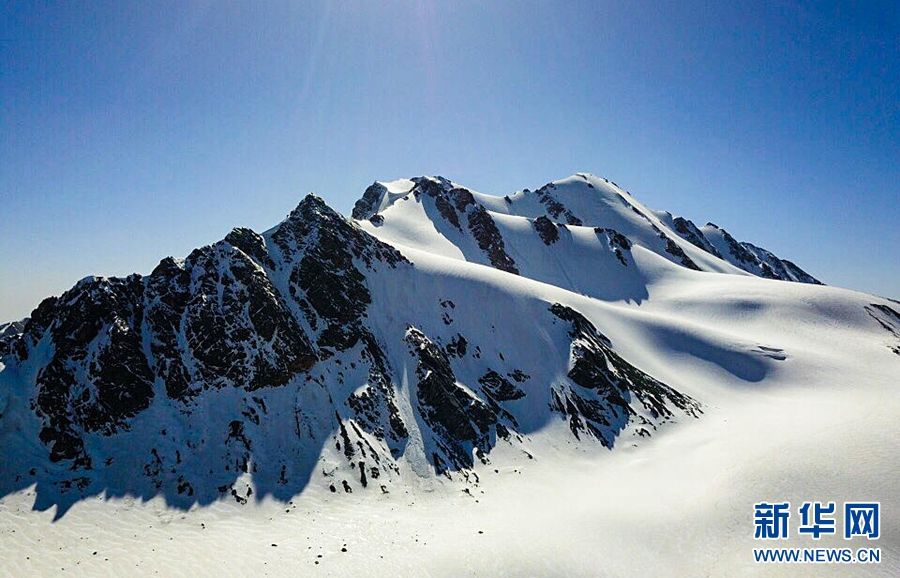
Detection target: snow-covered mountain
<box><xmin>0</xmin><ymin>172</ymin><xmax>895</xmax><ymax>533</ymax></box>
<box><xmin>352</xmin><ymin>174</ymin><xmax>821</xmax><ymax>288</ymax></box>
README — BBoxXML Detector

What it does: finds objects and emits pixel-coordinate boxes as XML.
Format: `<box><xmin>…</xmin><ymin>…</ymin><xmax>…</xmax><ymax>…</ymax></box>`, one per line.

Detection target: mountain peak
<box><xmin>353</xmin><ymin>176</ymin><xmax>467</xmax><ymax>221</ymax></box>
<box><xmin>351</xmin><ymin>173</ymin><xmax>821</xmax><ymax>286</ymax></box>
<box><xmin>290</xmin><ymin>192</ymin><xmax>336</xmax><ymax>218</ymax></box>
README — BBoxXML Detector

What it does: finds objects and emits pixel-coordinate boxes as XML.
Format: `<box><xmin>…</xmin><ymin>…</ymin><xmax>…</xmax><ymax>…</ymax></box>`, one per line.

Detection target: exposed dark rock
<box><xmin>17</xmin><ymin>194</ymin><xmax>418</xmax><ymax>470</ymax></box>
<box><xmin>352</xmin><ymin>182</ymin><xmax>387</xmax><ymax>220</ymax></box>
<box><xmin>31</xmin><ymin>276</ymin><xmax>154</xmax><ymax>464</ymax></box>
<box><xmin>435</xmin><ymin>194</ymin><xmax>461</xmax><ymax>230</ymax></box>
<box><xmin>741</xmin><ymin>242</ymin><xmax>822</xmax><ymax>284</ymax></box>
<box><xmin>446</xmin><ymin>334</ymin><xmax>468</xmax><ymax>358</ymax></box>
<box><xmin>594</xmin><ymin>228</ymin><xmax>632</xmax><ymax>266</ymax></box>
<box><xmin>14</xmin><ymin>296</ymin><xmax>59</xmax><ymax>361</ymax></box>
<box><xmin>871</xmin><ymin>304</ymin><xmax>900</xmax><ymax>325</ymax></box>
<box><xmin>534</xmin><ymin>184</ymin><xmax>583</xmax><ymax>226</ymax></box>
<box><xmin>225</xmin><ymin>227</ymin><xmax>276</xmax><ymax>270</ymax></box>
<box><xmin>406</xmin><ymin>178</ymin><xmax>518</xmax><ymax>274</ymax></box>
<box><xmin>618</xmin><ymin>211</ymin><xmax>697</xmax><ymax>269</ymax></box>
<box><xmin>760</xmin><ymin>262</ymin><xmax>780</xmax><ymax>279</ymax></box>
<box><xmin>0</xmin><ymin>319</ymin><xmax>26</xmax><ymax>357</ymax></box>
<box><xmin>272</xmin><ymin>194</ymin><xmax>408</xmax><ymax>351</ymax></box>
<box><xmin>411</xmin><ymin>176</ymin><xmax>453</xmax><ymax>199</ymax></box>
<box><xmin>865</xmin><ymin>304</ymin><xmax>900</xmax><ymax>348</ymax></box>
<box><xmin>358</xmin><ymin>462</ymin><xmax>368</xmax><ymax>487</ymax></box>
<box><xmin>478</xmin><ymin>371</ymin><xmax>526</xmax><ymax>401</ymax></box>
<box><xmin>0</xmin><ymin>319</ymin><xmax>25</xmax><ymax>340</ymax></box>
<box><xmin>660</xmin><ymin>234</ymin><xmax>701</xmax><ymax>271</ymax></box>
<box><xmin>467</xmin><ymin>206</ymin><xmax>519</xmax><ymax>274</ymax></box>
<box><xmin>704</xmin><ymin>223</ymin><xmax>821</xmax><ymax>284</ymax></box>
<box><xmin>781</xmin><ymin>260</ymin><xmax>821</xmax><ymax>284</ymax></box>
<box><xmin>672</xmin><ymin>217</ymin><xmax>722</xmax><ymax>258</ymax></box>
<box><xmin>549</xmin><ymin>303</ymin><xmax>700</xmax><ymax>445</ymax></box>
<box><xmin>144</xmin><ymin>258</ymin><xmax>192</xmax><ymax>399</ymax></box>
<box><xmin>405</xmin><ymin>327</ymin><xmax>497</xmax><ymax>471</ymax></box>
<box><xmin>274</xmin><ymin>194</ymin><xmax>409</xmax><ymax>271</ymax></box>
<box><xmin>346</xmin><ymin>336</ymin><xmax>409</xmax><ymax>447</ymax></box>
<box><xmin>550</xmin><ymin>388</ymin><xmax>616</xmax><ymax>444</ymax></box>
<box><xmin>449</xmin><ymin>187</ymin><xmax>476</xmax><ymax>211</ymax></box>
<box><xmin>533</xmin><ymin>216</ymin><xmax>560</xmax><ymax>245</ymax></box>
<box><xmin>337</xmin><ymin>419</ymin><xmax>354</xmax><ymax>460</ymax></box>
<box><xmin>439</xmin><ymin>300</ymin><xmax>455</xmax><ymax>325</ymax></box>
<box><xmin>507</xmin><ymin>369</ymin><xmax>530</xmax><ymax>383</ymax></box>
<box><xmin>147</xmin><ymin>242</ymin><xmax>317</xmax><ymax>398</ymax></box>
<box><xmin>713</xmin><ymin>224</ymin><xmax>758</xmax><ymax>265</ymax></box>
<box><xmin>616</xmin><ymin>204</ymin><xmax>696</xmax><ymax>269</ymax></box>
<box><xmin>227</xmin><ymin>420</ymin><xmax>251</xmax><ymax>451</ymax></box>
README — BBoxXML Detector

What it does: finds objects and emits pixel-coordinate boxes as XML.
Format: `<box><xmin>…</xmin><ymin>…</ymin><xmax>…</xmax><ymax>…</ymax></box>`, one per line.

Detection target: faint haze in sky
<box><xmin>1</xmin><ymin>1</ymin><xmax>898</xmax><ymax>320</ymax></box>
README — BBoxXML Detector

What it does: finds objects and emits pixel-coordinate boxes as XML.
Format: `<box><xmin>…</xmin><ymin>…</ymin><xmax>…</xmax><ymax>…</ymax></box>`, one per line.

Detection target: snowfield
<box><xmin>1</xmin><ymin>174</ymin><xmax>897</xmax><ymax>577</ymax></box>
<box><xmin>2</xmin><ymin>372</ymin><xmax>897</xmax><ymax>577</ymax></box>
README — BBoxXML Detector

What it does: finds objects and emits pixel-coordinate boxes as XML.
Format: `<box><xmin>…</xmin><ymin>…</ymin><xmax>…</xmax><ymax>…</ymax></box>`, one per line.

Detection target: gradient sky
<box><xmin>2</xmin><ymin>1</ymin><xmax>898</xmax><ymax>321</ymax></box>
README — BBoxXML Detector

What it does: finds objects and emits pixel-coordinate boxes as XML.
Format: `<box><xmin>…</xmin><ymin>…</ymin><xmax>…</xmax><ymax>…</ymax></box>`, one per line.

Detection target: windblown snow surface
<box><xmin>1</xmin><ymin>174</ymin><xmax>897</xmax><ymax>577</ymax></box>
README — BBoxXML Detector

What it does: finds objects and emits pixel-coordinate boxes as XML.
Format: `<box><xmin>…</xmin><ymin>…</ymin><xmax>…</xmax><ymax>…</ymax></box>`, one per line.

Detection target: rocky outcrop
<box><xmin>660</xmin><ymin>232</ymin><xmax>701</xmax><ymax>271</ymax></box>
<box><xmin>741</xmin><ymin>241</ymin><xmax>821</xmax><ymax>284</ymax></box>
<box><xmin>549</xmin><ymin>303</ymin><xmax>701</xmax><ymax>445</ymax></box>
<box><xmin>145</xmin><ymin>239</ymin><xmax>316</xmax><ymax>400</ymax></box>
<box><xmin>351</xmin><ymin>182</ymin><xmax>387</xmax><ymax>220</ymax></box>
<box><xmin>594</xmin><ymin>228</ymin><xmax>632</xmax><ymax>266</ymax></box>
<box><xmin>478</xmin><ymin>370</ymin><xmax>526</xmax><ymax>401</ymax></box>
<box><xmin>7</xmin><ymin>193</ymin><xmax>410</xmax><ymax>476</ymax></box>
<box><xmin>26</xmin><ymin>276</ymin><xmax>154</xmax><ymax>465</ymax></box>
<box><xmin>865</xmin><ymin>303</ymin><xmax>900</xmax><ymax>355</ymax></box>
<box><xmin>0</xmin><ymin>319</ymin><xmax>26</xmax><ymax>357</ymax></box>
<box><xmin>672</xmin><ymin>217</ymin><xmax>722</xmax><ymax>258</ymax></box>
<box><xmin>535</xmin><ymin>182</ymin><xmax>583</xmax><ymax>226</ymax></box>
<box><xmin>405</xmin><ymin>327</ymin><xmax>498</xmax><ymax>472</ymax></box>
<box><xmin>699</xmin><ymin>223</ymin><xmax>822</xmax><ymax>284</ymax></box>
<box><xmin>533</xmin><ymin>216</ymin><xmax>560</xmax><ymax>245</ymax></box>
<box><xmin>411</xmin><ymin>177</ymin><xmax>519</xmax><ymax>274</ymax></box>
<box><xmin>711</xmin><ymin>223</ymin><xmax>759</xmax><ymax>266</ymax></box>
<box><xmin>271</xmin><ymin>194</ymin><xmax>408</xmax><ymax>351</ymax></box>
<box><xmin>467</xmin><ymin>207</ymin><xmax>519</xmax><ymax>274</ymax></box>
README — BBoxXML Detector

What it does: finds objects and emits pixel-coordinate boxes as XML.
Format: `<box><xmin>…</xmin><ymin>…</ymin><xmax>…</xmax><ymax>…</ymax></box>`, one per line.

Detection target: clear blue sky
<box><xmin>2</xmin><ymin>1</ymin><xmax>898</xmax><ymax>321</ymax></box>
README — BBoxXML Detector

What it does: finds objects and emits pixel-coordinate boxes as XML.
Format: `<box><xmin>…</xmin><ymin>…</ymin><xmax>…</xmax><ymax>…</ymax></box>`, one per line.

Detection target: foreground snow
<box><xmin>1</xmin><ymin>376</ymin><xmax>897</xmax><ymax>577</ymax></box>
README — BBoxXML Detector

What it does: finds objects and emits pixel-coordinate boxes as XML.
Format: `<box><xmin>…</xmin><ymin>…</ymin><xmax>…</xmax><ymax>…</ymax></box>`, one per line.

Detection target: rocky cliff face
<box><xmin>694</xmin><ymin>221</ymin><xmax>822</xmax><ymax>284</ymax></box>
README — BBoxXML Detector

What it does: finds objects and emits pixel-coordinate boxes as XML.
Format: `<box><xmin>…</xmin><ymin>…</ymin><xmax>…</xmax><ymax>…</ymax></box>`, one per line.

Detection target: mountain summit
<box><xmin>354</xmin><ymin>173</ymin><xmax>820</xmax><ymax>288</ymax></box>
<box><xmin>1</xmin><ymin>174</ymin><xmax>893</xmax><ymax>520</ymax></box>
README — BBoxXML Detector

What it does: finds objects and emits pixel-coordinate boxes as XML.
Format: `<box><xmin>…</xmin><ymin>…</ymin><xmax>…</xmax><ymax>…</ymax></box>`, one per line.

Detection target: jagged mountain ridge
<box><xmin>1</xmin><ymin>173</ymin><xmax>878</xmax><ymax>521</ymax></box>
<box><xmin>353</xmin><ymin>173</ymin><xmax>821</xmax><ymax>288</ymax></box>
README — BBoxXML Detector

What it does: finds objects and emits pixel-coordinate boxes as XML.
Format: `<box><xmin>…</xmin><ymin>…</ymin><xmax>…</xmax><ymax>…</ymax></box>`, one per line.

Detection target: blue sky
<box><xmin>2</xmin><ymin>1</ymin><xmax>898</xmax><ymax>321</ymax></box>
